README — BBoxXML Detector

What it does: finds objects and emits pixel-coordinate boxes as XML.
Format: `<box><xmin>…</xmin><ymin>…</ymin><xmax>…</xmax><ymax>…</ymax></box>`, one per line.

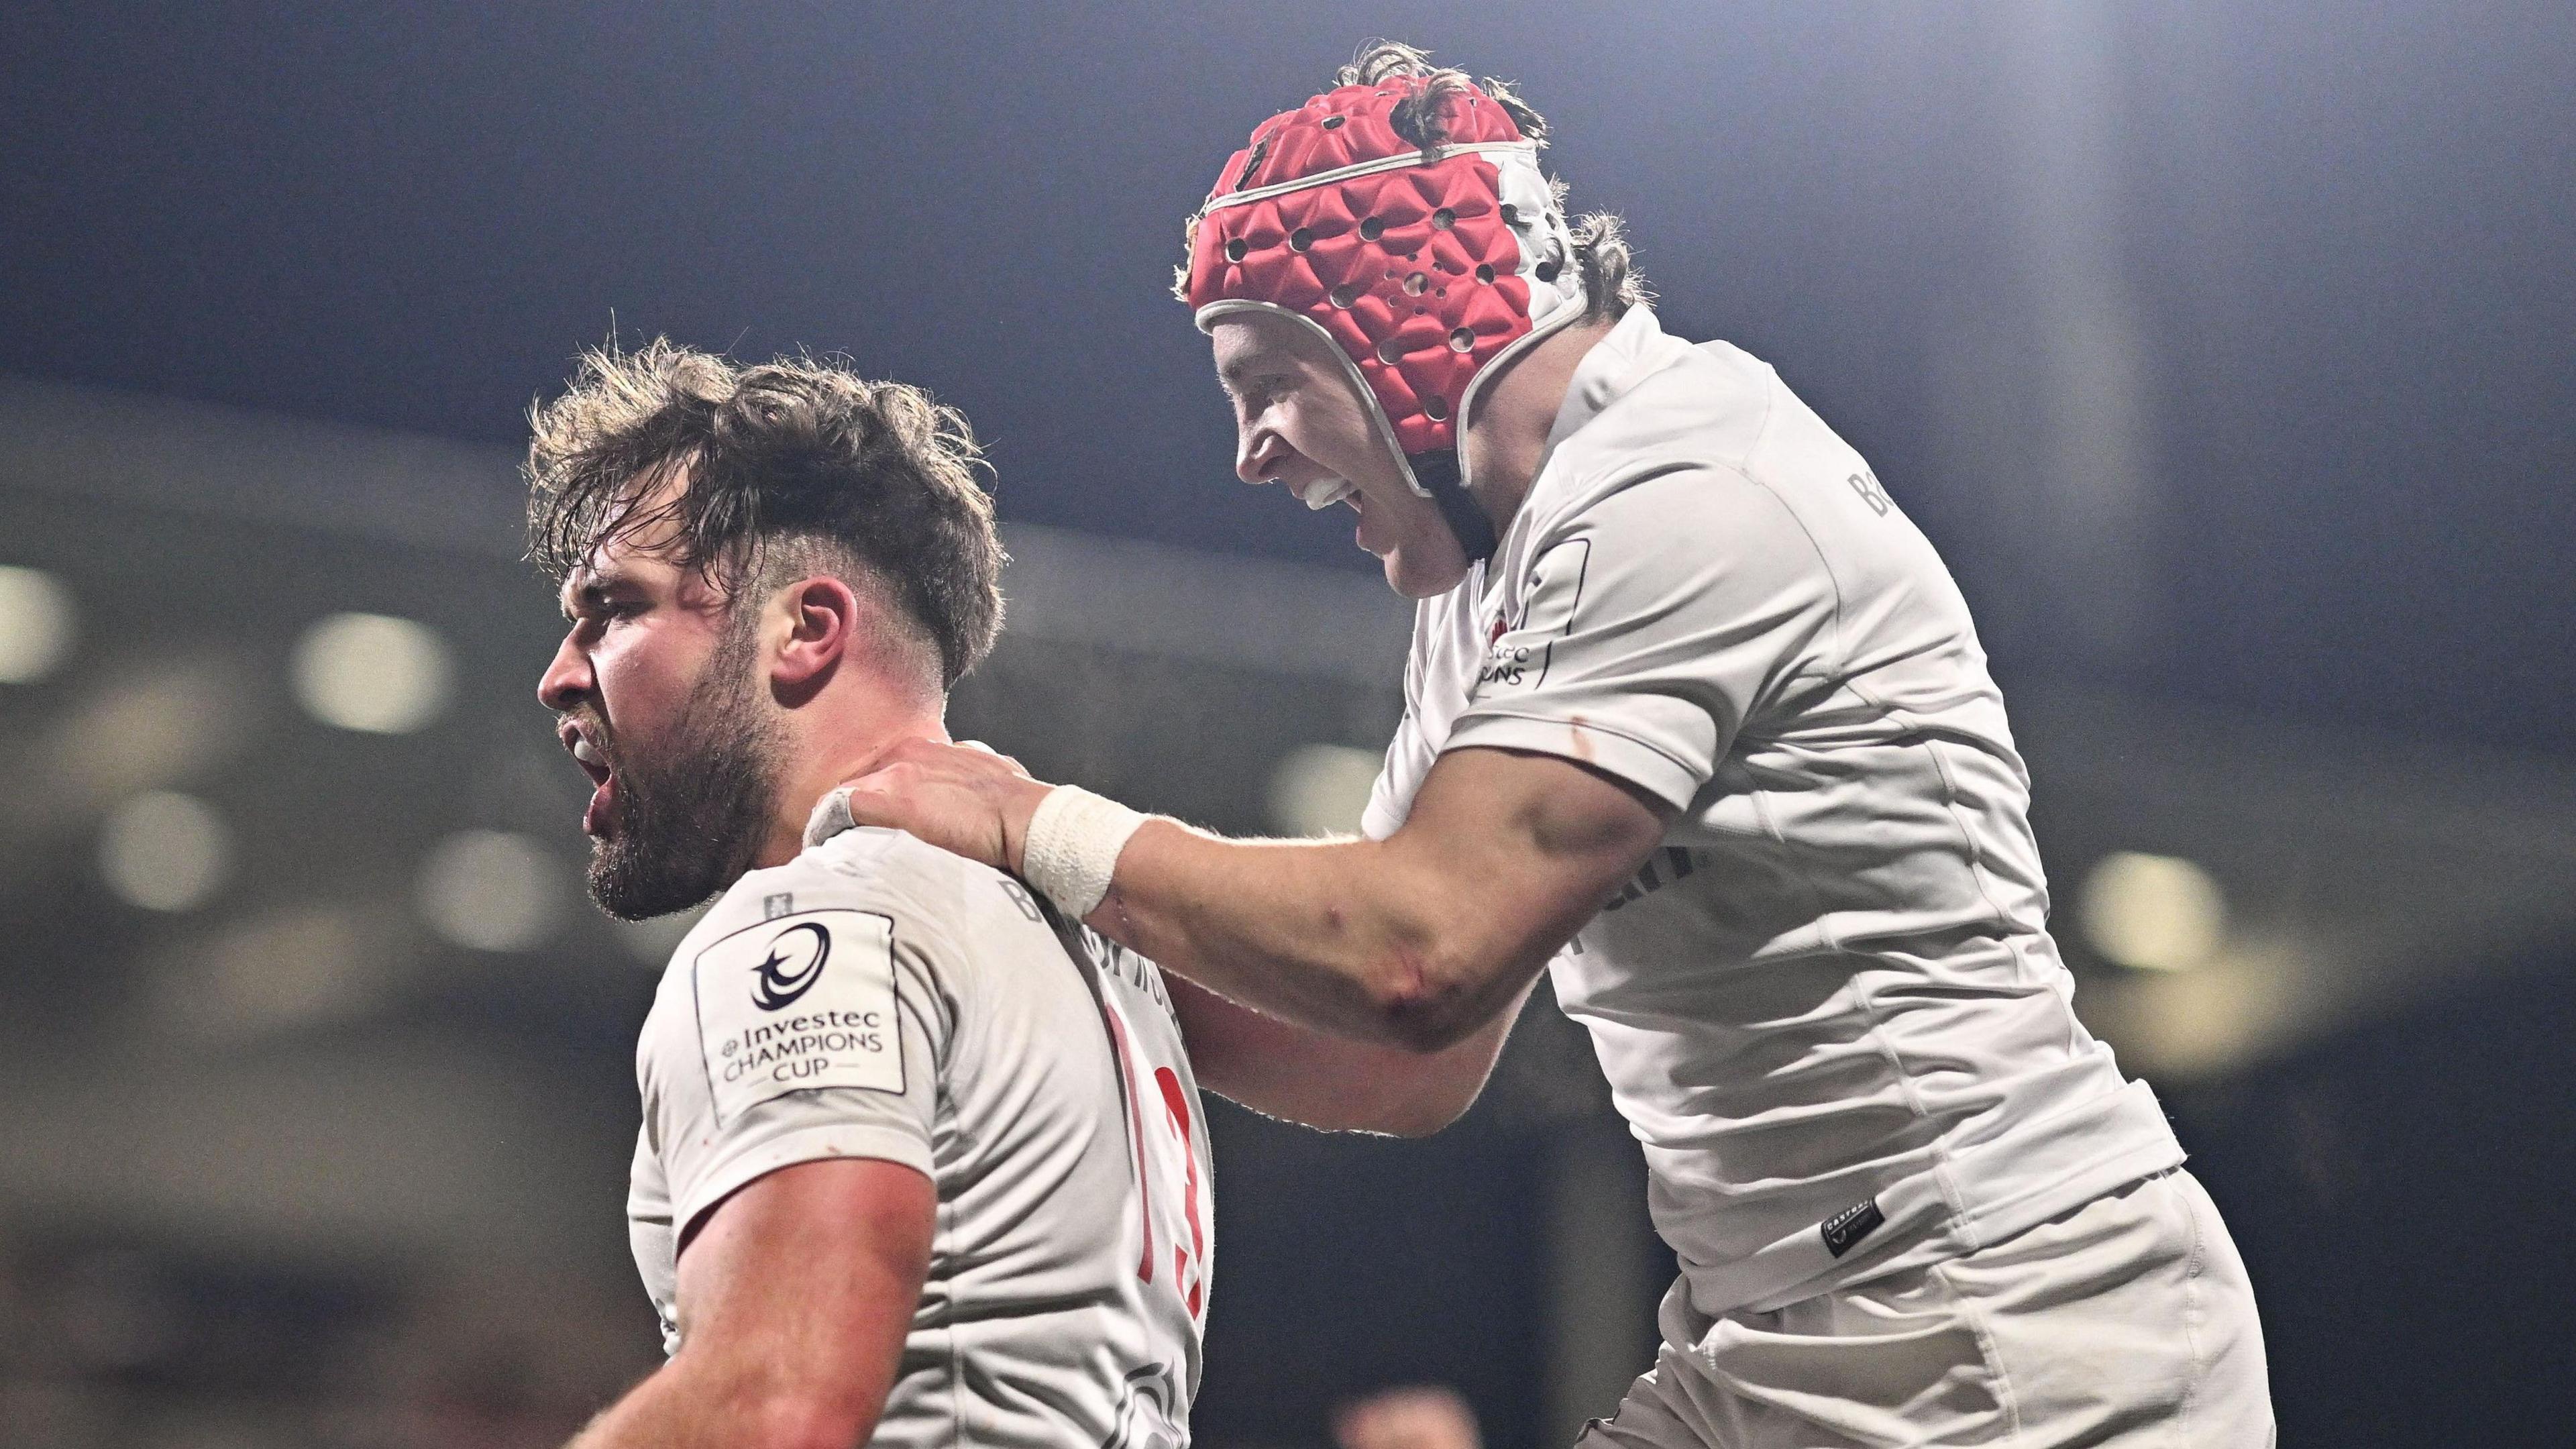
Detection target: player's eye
<box><xmin>568</xmin><ymin>597</ymin><xmax>637</xmax><ymax>633</ymax></box>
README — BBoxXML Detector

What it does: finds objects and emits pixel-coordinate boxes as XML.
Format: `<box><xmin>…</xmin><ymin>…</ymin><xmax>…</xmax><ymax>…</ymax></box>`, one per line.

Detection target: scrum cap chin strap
<box><xmin>1186</xmin><ymin>75</ymin><xmax>1588</xmax><ymax>564</ymax></box>
<box><xmin>1403</xmin><ymin>449</ymin><xmax>1495</xmax><ymax>564</ymax></box>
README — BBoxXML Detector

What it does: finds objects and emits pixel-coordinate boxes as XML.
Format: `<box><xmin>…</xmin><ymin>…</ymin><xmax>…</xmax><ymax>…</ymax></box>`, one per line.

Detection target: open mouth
<box><xmin>1295</xmin><ymin>478</ymin><xmax>1357</xmax><ymax>511</ymax></box>
<box><xmin>559</xmin><ymin>719</ymin><xmax>617</xmax><ymax>837</ymax></box>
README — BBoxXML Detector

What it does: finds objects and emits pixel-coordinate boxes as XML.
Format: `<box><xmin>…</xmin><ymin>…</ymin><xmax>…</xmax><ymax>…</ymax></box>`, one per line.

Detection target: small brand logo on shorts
<box><xmin>1820</xmin><ymin>1197</ymin><xmax>1885</xmax><ymax>1258</ymax></box>
<box><xmin>762</xmin><ymin>892</ymin><xmax>794</xmax><ymax>920</ymax></box>
<box><xmin>750</xmin><ymin>920</ymin><xmax>831</xmax><ymax>1011</ymax></box>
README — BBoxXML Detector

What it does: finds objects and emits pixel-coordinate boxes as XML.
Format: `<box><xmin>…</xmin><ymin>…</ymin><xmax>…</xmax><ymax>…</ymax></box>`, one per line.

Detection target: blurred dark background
<box><xmin>3</xmin><ymin>3</ymin><xmax>2571</xmax><ymax>1446</ymax></box>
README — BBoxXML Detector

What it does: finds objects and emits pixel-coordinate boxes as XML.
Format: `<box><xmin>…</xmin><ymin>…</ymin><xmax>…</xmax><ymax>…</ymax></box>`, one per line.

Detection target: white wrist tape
<box><xmin>1020</xmin><ymin>785</ymin><xmax>1147</xmax><ymax>920</ymax></box>
<box><xmin>802</xmin><ymin>786</ymin><xmax>857</xmax><ymax>849</ymax></box>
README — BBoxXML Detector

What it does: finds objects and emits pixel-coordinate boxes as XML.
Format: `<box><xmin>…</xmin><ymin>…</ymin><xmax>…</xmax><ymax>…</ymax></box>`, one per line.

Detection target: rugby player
<box><xmin>826</xmin><ymin>43</ymin><xmax>2275</xmax><ymax>1448</ymax></box>
<box><xmin>528</xmin><ymin>343</ymin><xmax>1210</xmax><ymax>1449</ymax></box>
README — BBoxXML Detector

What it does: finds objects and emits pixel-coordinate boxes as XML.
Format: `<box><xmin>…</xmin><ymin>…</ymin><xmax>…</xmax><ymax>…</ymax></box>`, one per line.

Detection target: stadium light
<box><xmin>1267</xmin><ymin>743</ymin><xmax>1381</xmax><ymax>838</ymax></box>
<box><xmin>2078</xmin><ymin>851</ymin><xmax>2226</xmax><ymax>971</ymax></box>
<box><xmin>292</xmin><ymin>612</ymin><xmax>453</xmax><ymax>734</ymax></box>
<box><xmin>176</xmin><ymin>904</ymin><xmax>380</xmax><ymax>1040</ymax></box>
<box><xmin>0</xmin><ymin>564</ymin><xmax>74</xmax><ymax>684</ymax></box>
<box><xmin>99</xmin><ymin>790</ymin><xmax>233</xmax><ymax>912</ymax></box>
<box><xmin>619</xmin><ymin>909</ymin><xmax>703</xmax><ymax>966</ymax></box>
<box><xmin>418</xmin><ymin>829</ymin><xmax>563</xmax><ymax>952</ymax></box>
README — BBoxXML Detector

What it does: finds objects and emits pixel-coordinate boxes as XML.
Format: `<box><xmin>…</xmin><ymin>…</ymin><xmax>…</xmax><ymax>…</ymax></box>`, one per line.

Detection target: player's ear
<box><xmin>769</xmin><ymin>574</ymin><xmax>859</xmax><ymax>690</ymax></box>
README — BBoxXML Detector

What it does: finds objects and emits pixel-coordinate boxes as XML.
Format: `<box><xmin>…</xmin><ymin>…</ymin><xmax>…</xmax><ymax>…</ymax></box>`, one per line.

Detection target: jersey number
<box><xmin>1100</xmin><ymin>1001</ymin><xmax>1208</xmax><ymax>1320</ymax></box>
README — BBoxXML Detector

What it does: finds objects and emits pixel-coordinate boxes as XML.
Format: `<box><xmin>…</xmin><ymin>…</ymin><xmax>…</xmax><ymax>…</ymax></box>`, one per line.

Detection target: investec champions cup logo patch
<box><xmin>693</xmin><ymin>908</ymin><xmax>902</xmax><ymax>1122</ymax></box>
<box><xmin>1474</xmin><ymin>537</ymin><xmax>1589</xmax><ymax>696</ymax></box>
<box><xmin>750</xmin><ymin>921</ymin><xmax>830</xmax><ymax>1010</ymax></box>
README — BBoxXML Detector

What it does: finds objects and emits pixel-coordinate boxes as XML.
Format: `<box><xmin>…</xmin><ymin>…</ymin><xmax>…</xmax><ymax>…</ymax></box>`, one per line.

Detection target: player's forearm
<box><xmin>1172</xmin><ymin>971</ymin><xmax>1529</xmax><ymax>1136</ymax></box>
<box><xmin>1089</xmin><ymin>820</ymin><xmax>1534</xmax><ymax>1051</ymax></box>
<box><xmin>561</xmin><ymin>1366</ymin><xmax>724</xmax><ymax>1449</ymax></box>
<box><xmin>566</xmin><ymin>1355</ymin><xmax>881</xmax><ymax>1449</ymax></box>
<box><xmin>834</xmin><ymin>741</ymin><xmax>1648</xmax><ymax>1048</ymax></box>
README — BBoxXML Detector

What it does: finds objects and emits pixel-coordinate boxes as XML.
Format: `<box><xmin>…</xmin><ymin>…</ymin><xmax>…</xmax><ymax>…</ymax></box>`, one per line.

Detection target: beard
<box><xmin>584</xmin><ymin>616</ymin><xmax>785</xmax><ymax>921</ymax></box>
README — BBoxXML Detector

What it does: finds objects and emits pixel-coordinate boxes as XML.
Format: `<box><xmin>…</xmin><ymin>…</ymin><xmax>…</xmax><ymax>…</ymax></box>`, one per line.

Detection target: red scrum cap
<box><xmin>1185</xmin><ymin>74</ymin><xmax>1587</xmax><ymax>561</ymax></box>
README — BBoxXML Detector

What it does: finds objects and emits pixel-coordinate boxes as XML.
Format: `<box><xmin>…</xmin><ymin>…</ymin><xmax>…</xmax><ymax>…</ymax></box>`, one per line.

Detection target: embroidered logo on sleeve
<box><xmin>1820</xmin><ymin>1196</ymin><xmax>1885</xmax><ymax>1258</ymax></box>
<box><xmin>1474</xmin><ymin>537</ymin><xmax>1589</xmax><ymax>696</ymax></box>
<box><xmin>692</xmin><ymin>909</ymin><xmax>902</xmax><ymax>1124</ymax></box>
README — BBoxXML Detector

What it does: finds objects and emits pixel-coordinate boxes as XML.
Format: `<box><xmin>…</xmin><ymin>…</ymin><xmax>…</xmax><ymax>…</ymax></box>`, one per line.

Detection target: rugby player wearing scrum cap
<box><xmin>530</xmin><ymin>343</ymin><xmax>1210</xmax><ymax>1449</ymax></box>
<box><xmin>828</xmin><ymin>42</ymin><xmax>2273</xmax><ymax>1447</ymax></box>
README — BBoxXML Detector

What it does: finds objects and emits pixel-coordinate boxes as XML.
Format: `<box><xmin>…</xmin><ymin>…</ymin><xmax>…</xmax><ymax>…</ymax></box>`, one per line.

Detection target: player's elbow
<box><xmin>1273</xmin><ymin>1089</ymin><xmax>1472</xmax><ymax>1138</ymax></box>
<box><xmin>1370</xmin><ymin>1087</ymin><xmax>1480</xmax><ymax>1138</ymax></box>
<box><xmin>1320</xmin><ymin>1052</ymin><xmax>1493</xmax><ymax>1136</ymax></box>
<box><xmin>1366</xmin><ymin>947</ymin><xmax>1494</xmax><ymax>1055</ymax></box>
<box><xmin>1379</xmin><ymin>1001</ymin><xmax>1485</xmax><ymax>1055</ymax></box>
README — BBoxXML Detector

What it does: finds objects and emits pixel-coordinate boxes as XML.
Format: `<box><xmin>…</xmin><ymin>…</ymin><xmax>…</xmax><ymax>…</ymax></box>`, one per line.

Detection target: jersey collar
<box><xmin>1542</xmin><ymin>305</ymin><xmax>1695</xmax><ymax>455</ymax></box>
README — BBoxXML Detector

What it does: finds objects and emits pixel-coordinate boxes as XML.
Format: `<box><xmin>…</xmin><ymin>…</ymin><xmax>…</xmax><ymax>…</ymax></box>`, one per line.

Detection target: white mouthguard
<box><xmin>1300</xmin><ymin>479</ymin><xmax>1357</xmax><ymax>511</ymax></box>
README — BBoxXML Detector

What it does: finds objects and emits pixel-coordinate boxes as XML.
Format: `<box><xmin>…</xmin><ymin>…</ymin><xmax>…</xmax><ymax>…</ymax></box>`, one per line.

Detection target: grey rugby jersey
<box><xmin>628</xmin><ymin>824</ymin><xmax>1212</xmax><ymax>1448</ymax></box>
<box><xmin>1364</xmin><ymin>307</ymin><xmax>2182</xmax><ymax>1315</ymax></box>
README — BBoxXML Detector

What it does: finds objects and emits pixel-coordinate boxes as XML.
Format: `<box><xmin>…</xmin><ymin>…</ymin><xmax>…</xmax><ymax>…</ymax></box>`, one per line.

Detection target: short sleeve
<box><xmin>641</xmin><ymin>893</ymin><xmax>955</xmax><ymax>1242</ymax></box>
<box><xmin>1444</xmin><ymin>465</ymin><xmax>1838</xmax><ymax>811</ymax></box>
<box><xmin>1361</xmin><ymin>646</ymin><xmax>1434</xmax><ymax>840</ymax></box>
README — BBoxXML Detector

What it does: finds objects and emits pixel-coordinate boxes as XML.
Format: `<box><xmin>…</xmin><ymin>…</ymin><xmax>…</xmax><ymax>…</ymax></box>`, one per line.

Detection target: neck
<box><xmin>1460</xmin><ymin>313</ymin><xmax>1621</xmax><ymax>538</ymax></box>
<box><xmin>753</xmin><ymin>696</ymin><xmax>949</xmax><ymax>869</ymax></box>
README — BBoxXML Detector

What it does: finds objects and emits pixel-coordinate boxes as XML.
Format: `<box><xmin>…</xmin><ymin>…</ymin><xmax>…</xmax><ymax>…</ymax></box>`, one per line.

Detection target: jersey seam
<box><xmin>673</xmin><ymin>1123</ymin><xmax>935</xmax><ymax>1244</ymax></box>
<box><xmin>1841</xmin><ymin>962</ymin><xmax>1979</xmax><ymax>1248</ymax></box>
<box><xmin>942</xmin><ymin>1176</ymin><xmax>963</xmax><ymax>1449</ymax></box>
<box><xmin>895</xmin><ymin>990</ymin><xmax>951</xmax><ymax>1081</ymax></box>
<box><xmin>1896</xmin><ymin>717</ymin><xmax>2020</xmax><ymax>958</ymax></box>
<box><xmin>1719</xmin><ymin>459</ymin><xmax>1847</xmax><ymax>707</ymax></box>
<box><xmin>1929</xmin><ymin>1255</ymin><xmax>2029</xmax><ymax>1444</ymax></box>
<box><xmin>1492</xmin><ymin>441</ymin><xmax>1837</xmax><ymax>745</ymax></box>
<box><xmin>2178</xmin><ymin>1173</ymin><xmax>2209</xmax><ymax>1445</ymax></box>
<box><xmin>1925</xmin><ymin>739</ymin><xmax>2016</xmax><ymax>943</ymax></box>
<box><xmin>1443</xmin><ymin>704</ymin><xmax>1701</xmax><ymax>788</ymax></box>
<box><xmin>1590</xmin><ymin>451</ymin><xmax>1850</xmax><ymax>729</ymax></box>
<box><xmin>1772</xmin><ymin>684</ymin><xmax>1975</xmax><ymax>1250</ymax></box>
<box><xmin>1829</xmin><ymin>680</ymin><xmax>2024</xmax><ymax>1245</ymax></box>
<box><xmin>1738</xmin><ymin>361</ymin><xmax>1781</xmax><ymax>470</ymax></box>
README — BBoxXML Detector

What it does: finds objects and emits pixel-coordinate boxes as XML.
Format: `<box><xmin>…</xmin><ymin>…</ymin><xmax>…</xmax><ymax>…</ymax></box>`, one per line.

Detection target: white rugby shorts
<box><xmin>1576</xmin><ymin>1170</ymin><xmax>2274</xmax><ymax>1448</ymax></box>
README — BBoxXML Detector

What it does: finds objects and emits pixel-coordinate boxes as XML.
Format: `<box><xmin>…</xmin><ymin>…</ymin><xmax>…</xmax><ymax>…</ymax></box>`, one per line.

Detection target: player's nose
<box><xmin>537</xmin><ymin>631</ymin><xmax>591</xmax><ymax>714</ymax></box>
<box><xmin>1236</xmin><ymin>423</ymin><xmax>1293</xmax><ymax>488</ymax></box>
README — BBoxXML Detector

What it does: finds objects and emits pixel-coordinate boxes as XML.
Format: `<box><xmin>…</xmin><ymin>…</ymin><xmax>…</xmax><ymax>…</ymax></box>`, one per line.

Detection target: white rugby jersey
<box><xmin>1363</xmin><ymin>307</ymin><xmax>2183</xmax><ymax>1316</ymax></box>
<box><xmin>627</xmin><ymin>824</ymin><xmax>1212</xmax><ymax>1449</ymax></box>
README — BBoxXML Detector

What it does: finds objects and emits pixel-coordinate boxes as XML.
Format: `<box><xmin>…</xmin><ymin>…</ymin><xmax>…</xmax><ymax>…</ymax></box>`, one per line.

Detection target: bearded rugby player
<box><xmin>822</xmin><ymin>42</ymin><xmax>2273</xmax><ymax>1449</ymax></box>
<box><xmin>529</xmin><ymin>343</ymin><xmax>1210</xmax><ymax>1449</ymax></box>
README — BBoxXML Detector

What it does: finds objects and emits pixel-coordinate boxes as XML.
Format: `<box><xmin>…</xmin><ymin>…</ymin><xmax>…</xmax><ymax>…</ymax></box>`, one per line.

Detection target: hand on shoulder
<box><xmin>821</xmin><ymin>737</ymin><xmax>1055</xmax><ymax>877</ymax></box>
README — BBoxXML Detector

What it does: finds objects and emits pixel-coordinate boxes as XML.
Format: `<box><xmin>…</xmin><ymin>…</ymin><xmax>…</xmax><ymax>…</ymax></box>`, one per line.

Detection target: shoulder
<box><xmin>1545</xmin><ymin>334</ymin><xmax>1777</xmax><ymax>492</ymax></box>
<box><xmin>1521</xmin><ymin>451</ymin><xmax>1825</xmax><ymax>592</ymax></box>
<box><xmin>1525</xmin><ymin>384</ymin><xmax>1782</xmax><ymax>549</ymax></box>
<box><xmin>665</xmin><ymin>828</ymin><xmax>1049</xmax><ymax>1000</ymax></box>
<box><xmin>1525</xmin><ymin>337</ymin><xmax>1872</xmax><ymax>576</ymax></box>
<box><xmin>642</xmin><ymin>833</ymin><xmax>1053</xmax><ymax>1077</ymax></box>
<box><xmin>743</xmin><ymin>825</ymin><xmax>1018</xmax><ymax>928</ymax></box>
<box><xmin>1501</xmin><ymin>433</ymin><xmax>1839</xmax><ymax>661</ymax></box>
<box><xmin>1409</xmin><ymin>572</ymin><xmax>1479</xmax><ymax>640</ymax></box>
